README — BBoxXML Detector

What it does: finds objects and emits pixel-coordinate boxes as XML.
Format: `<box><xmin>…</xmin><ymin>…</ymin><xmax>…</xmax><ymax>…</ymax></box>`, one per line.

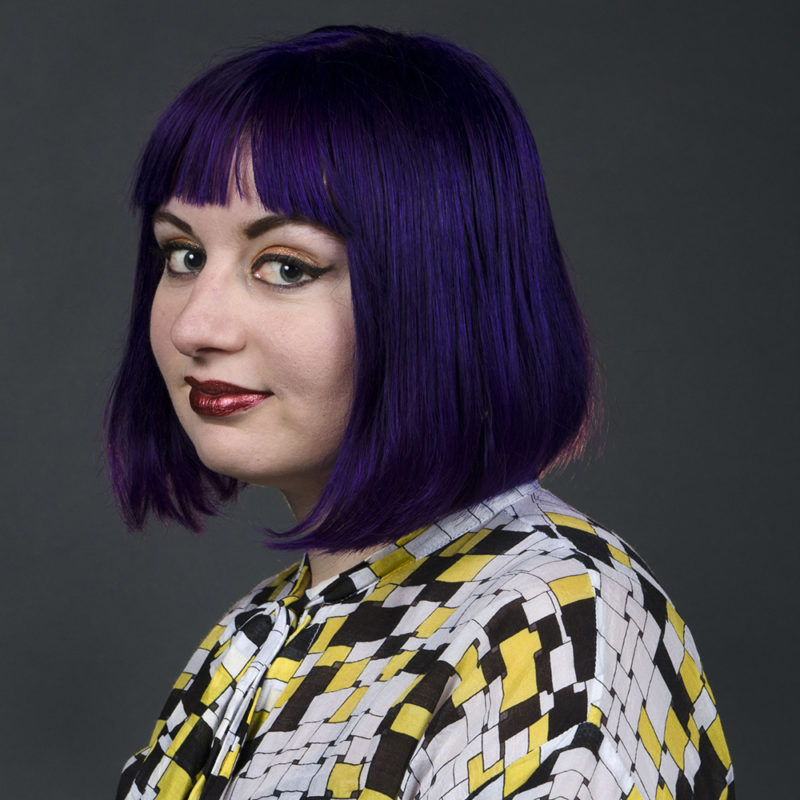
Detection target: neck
<box><xmin>281</xmin><ymin>488</ymin><xmax>383</xmax><ymax>586</ymax></box>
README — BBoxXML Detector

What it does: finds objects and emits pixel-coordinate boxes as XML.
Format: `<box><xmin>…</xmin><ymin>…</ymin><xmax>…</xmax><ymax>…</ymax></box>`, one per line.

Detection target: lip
<box><xmin>185</xmin><ymin>376</ymin><xmax>272</xmax><ymax>418</ymax></box>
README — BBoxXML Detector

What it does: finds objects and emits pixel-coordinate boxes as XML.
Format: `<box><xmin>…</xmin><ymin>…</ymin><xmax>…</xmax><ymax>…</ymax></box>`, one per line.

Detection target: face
<box><xmin>149</xmin><ymin>185</ymin><xmax>355</xmax><ymax>518</ymax></box>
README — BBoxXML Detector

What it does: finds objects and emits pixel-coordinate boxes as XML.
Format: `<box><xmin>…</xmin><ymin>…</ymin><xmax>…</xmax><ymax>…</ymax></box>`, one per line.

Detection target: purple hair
<box><xmin>106</xmin><ymin>25</ymin><xmax>596</xmax><ymax>551</ymax></box>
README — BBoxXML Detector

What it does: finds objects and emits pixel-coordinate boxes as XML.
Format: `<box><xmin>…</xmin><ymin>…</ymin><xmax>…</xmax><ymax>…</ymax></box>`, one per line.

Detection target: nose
<box><xmin>168</xmin><ymin>267</ymin><xmax>247</xmax><ymax>357</ymax></box>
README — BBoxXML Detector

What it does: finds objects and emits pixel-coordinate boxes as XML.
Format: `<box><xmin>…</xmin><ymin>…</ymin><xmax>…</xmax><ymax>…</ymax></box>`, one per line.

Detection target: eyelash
<box><xmin>155</xmin><ymin>241</ymin><xmax>332</xmax><ymax>289</ymax></box>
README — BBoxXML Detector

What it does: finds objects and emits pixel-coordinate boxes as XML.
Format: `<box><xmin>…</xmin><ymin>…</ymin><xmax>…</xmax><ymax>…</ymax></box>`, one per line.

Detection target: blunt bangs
<box><xmin>106</xmin><ymin>26</ymin><xmax>596</xmax><ymax>549</ymax></box>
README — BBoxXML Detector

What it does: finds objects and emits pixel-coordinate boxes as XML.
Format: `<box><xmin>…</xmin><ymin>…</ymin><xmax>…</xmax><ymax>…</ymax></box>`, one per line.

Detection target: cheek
<box><xmin>267</xmin><ymin>305</ymin><xmax>355</xmax><ymax>401</ymax></box>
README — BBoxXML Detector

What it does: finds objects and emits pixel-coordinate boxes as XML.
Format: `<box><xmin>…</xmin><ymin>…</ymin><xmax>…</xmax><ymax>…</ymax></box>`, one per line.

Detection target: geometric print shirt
<box><xmin>117</xmin><ymin>482</ymin><xmax>735</xmax><ymax>800</ymax></box>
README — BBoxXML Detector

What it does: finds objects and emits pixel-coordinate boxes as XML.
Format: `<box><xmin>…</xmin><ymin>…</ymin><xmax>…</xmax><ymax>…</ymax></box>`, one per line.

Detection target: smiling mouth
<box><xmin>185</xmin><ymin>377</ymin><xmax>272</xmax><ymax>418</ymax></box>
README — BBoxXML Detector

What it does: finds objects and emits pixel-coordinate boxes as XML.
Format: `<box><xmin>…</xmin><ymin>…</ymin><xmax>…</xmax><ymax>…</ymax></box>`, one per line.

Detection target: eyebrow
<box><xmin>243</xmin><ymin>214</ymin><xmax>306</xmax><ymax>239</ymax></box>
<box><xmin>152</xmin><ymin>210</ymin><xmax>325</xmax><ymax>239</ymax></box>
<box><xmin>152</xmin><ymin>210</ymin><xmax>194</xmax><ymax>235</ymax></box>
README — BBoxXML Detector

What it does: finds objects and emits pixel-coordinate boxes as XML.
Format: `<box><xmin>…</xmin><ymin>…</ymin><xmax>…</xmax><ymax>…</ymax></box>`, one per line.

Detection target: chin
<box><xmin>195</xmin><ymin>453</ymin><xmax>268</xmax><ymax>484</ymax></box>
<box><xmin>184</xmin><ymin>420</ymin><xmax>341</xmax><ymax>496</ymax></box>
<box><xmin>188</xmin><ymin>440</ymin><xmax>255</xmax><ymax>481</ymax></box>
<box><xmin>192</xmin><ymin>447</ymin><xmax>328</xmax><ymax>494</ymax></box>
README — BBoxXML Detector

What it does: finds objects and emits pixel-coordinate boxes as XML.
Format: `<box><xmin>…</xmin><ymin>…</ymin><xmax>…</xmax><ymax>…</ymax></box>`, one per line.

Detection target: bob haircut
<box><xmin>106</xmin><ymin>25</ymin><xmax>596</xmax><ymax>552</ymax></box>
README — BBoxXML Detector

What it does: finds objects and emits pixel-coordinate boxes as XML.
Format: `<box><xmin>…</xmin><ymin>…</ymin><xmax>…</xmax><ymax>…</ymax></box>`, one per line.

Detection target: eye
<box><xmin>159</xmin><ymin>243</ymin><xmax>206</xmax><ymax>274</ymax></box>
<box><xmin>253</xmin><ymin>253</ymin><xmax>332</xmax><ymax>288</ymax></box>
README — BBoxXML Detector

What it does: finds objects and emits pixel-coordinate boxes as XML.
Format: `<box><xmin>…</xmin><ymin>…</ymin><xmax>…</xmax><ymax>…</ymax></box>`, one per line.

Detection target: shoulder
<box><xmin>439</xmin><ymin>484</ymin><xmax>664</xmax><ymax>636</ymax></box>
<box><xmin>447</xmin><ymin>484</ymin><xmax>716</xmax><ymax>730</ymax></box>
<box><xmin>431</xmin><ymin>484</ymin><xmax>734</xmax><ymax>799</ymax></box>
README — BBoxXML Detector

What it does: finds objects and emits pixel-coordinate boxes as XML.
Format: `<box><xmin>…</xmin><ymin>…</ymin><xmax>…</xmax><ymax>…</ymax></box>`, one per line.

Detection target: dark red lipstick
<box><xmin>185</xmin><ymin>377</ymin><xmax>272</xmax><ymax>417</ymax></box>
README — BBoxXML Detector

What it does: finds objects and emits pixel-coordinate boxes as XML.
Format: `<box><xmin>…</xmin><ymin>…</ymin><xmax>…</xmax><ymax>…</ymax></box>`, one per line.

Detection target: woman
<box><xmin>107</xmin><ymin>25</ymin><xmax>734</xmax><ymax>800</ymax></box>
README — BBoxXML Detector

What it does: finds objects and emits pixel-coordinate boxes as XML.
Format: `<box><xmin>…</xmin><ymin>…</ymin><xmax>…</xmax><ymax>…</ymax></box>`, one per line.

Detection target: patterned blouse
<box><xmin>117</xmin><ymin>483</ymin><xmax>735</xmax><ymax>800</ymax></box>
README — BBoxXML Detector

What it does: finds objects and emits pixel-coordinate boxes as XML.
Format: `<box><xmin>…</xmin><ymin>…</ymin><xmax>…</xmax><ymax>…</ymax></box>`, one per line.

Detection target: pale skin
<box><xmin>149</xmin><ymin>173</ymin><xmax>382</xmax><ymax>585</ymax></box>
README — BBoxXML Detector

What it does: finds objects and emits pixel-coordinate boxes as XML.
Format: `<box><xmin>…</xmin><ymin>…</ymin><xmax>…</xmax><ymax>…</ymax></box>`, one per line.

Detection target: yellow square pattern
<box><xmin>549</xmin><ymin>572</ymin><xmax>594</xmax><ymax>605</ymax></box>
<box><xmin>467</xmin><ymin>752</ymin><xmax>504</xmax><ymax>792</ymax></box>
<box><xmin>326</xmin><ymin>658</ymin><xmax>371</xmax><ymax>692</ymax></box>
<box><xmin>327</xmin><ymin>762</ymin><xmax>362</xmax><ymax>797</ymax></box>
<box><xmin>453</xmin><ymin>644</ymin><xmax>486</xmax><ymax>706</ymax></box>
<box><xmin>309</xmin><ymin>617</ymin><xmax>348</xmax><ymax>654</ymax></box>
<box><xmin>437</xmin><ymin>554</ymin><xmax>495</xmax><ymax>582</ymax></box>
<box><xmin>499</xmin><ymin>628</ymin><xmax>541</xmax><ymax>711</ymax></box>
<box><xmin>391</xmin><ymin>703</ymin><xmax>433</xmax><ymax>738</ymax></box>
<box><xmin>664</xmin><ymin>707</ymin><xmax>688</xmax><ymax>769</ymax></box>
<box><xmin>416</xmin><ymin>606</ymin><xmax>456</xmax><ymax>638</ymax></box>
<box><xmin>545</xmin><ymin>513</ymin><xmax>596</xmax><ymax>534</ymax></box>
<box><xmin>607</xmin><ymin>543</ymin><xmax>632</xmax><ymax>567</ymax></box>
<box><xmin>638</xmin><ymin>707</ymin><xmax>662</xmax><ymax>769</ymax></box>
<box><xmin>329</xmin><ymin>686</ymin><xmax>369</xmax><ymax>723</ymax></box>
<box><xmin>505</xmin><ymin>750</ymin><xmax>541</xmax><ymax>796</ymax></box>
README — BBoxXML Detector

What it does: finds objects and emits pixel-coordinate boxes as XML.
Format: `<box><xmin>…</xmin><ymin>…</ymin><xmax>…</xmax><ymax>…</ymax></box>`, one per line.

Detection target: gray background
<box><xmin>1</xmin><ymin>1</ymin><xmax>796</xmax><ymax>796</ymax></box>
